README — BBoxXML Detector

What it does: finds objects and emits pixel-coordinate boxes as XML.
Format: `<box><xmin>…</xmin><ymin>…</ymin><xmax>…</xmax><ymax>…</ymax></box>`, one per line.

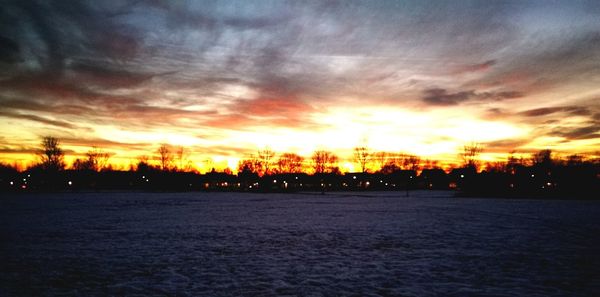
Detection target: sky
<box><xmin>1</xmin><ymin>0</ymin><xmax>599</xmax><ymax>171</ymax></box>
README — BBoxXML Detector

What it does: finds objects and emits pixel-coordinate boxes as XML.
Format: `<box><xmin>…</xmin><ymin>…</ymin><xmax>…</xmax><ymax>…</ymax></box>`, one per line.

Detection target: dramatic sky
<box><xmin>1</xmin><ymin>0</ymin><xmax>599</xmax><ymax>170</ymax></box>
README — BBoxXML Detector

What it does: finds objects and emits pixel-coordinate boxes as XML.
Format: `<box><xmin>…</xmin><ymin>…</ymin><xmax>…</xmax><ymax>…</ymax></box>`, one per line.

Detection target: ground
<box><xmin>1</xmin><ymin>191</ymin><xmax>599</xmax><ymax>296</ymax></box>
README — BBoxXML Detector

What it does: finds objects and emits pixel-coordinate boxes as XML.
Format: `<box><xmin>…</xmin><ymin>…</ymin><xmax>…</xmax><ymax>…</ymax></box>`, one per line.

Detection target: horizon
<box><xmin>1</xmin><ymin>1</ymin><xmax>599</xmax><ymax>171</ymax></box>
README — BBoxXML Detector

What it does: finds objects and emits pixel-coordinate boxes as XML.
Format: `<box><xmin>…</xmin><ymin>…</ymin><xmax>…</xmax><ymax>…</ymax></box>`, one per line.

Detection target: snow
<box><xmin>1</xmin><ymin>191</ymin><xmax>599</xmax><ymax>296</ymax></box>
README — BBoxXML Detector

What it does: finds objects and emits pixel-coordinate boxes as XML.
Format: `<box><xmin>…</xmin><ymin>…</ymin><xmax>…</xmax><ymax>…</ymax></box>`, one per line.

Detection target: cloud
<box><xmin>469</xmin><ymin>31</ymin><xmax>600</xmax><ymax>93</ymax></box>
<box><xmin>422</xmin><ymin>88</ymin><xmax>522</xmax><ymax>106</ymax></box>
<box><xmin>518</xmin><ymin>106</ymin><xmax>591</xmax><ymax>117</ymax></box>
<box><xmin>483</xmin><ymin>138</ymin><xmax>532</xmax><ymax>153</ymax></box>
<box><xmin>0</xmin><ymin>1</ymin><xmax>599</xmax><ymax>162</ymax></box>
<box><xmin>0</xmin><ymin>98</ymin><xmax>93</xmax><ymax>115</ymax></box>
<box><xmin>0</xmin><ymin>110</ymin><xmax>75</xmax><ymax>129</ymax></box>
<box><xmin>453</xmin><ymin>60</ymin><xmax>497</xmax><ymax>74</ymax></box>
<box><xmin>549</xmin><ymin>124</ymin><xmax>600</xmax><ymax>140</ymax></box>
<box><xmin>0</xmin><ymin>35</ymin><xmax>20</xmax><ymax>63</ymax></box>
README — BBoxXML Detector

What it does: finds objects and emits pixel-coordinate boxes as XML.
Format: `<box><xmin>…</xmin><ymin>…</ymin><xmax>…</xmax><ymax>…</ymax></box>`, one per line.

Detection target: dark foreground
<box><xmin>1</xmin><ymin>191</ymin><xmax>599</xmax><ymax>296</ymax></box>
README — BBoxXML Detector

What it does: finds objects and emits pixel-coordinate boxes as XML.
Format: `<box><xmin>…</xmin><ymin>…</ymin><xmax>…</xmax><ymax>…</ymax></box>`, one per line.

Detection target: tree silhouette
<box><xmin>237</xmin><ymin>158</ymin><xmax>258</xmax><ymax>174</ymax></box>
<box><xmin>277</xmin><ymin>153</ymin><xmax>304</xmax><ymax>173</ymax></box>
<box><xmin>312</xmin><ymin>150</ymin><xmax>338</xmax><ymax>174</ymax></box>
<box><xmin>258</xmin><ymin>148</ymin><xmax>275</xmax><ymax>175</ymax></box>
<box><xmin>38</xmin><ymin>136</ymin><xmax>65</xmax><ymax>171</ymax></box>
<box><xmin>372</xmin><ymin>151</ymin><xmax>388</xmax><ymax>172</ymax></box>
<box><xmin>73</xmin><ymin>147</ymin><xmax>110</xmax><ymax>171</ymax></box>
<box><xmin>460</xmin><ymin>142</ymin><xmax>482</xmax><ymax>170</ymax></box>
<box><xmin>403</xmin><ymin>154</ymin><xmax>421</xmax><ymax>171</ymax></box>
<box><xmin>353</xmin><ymin>146</ymin><xmax>371</xmax><ymax>173</ymax></box>
<box><xmin>532</xmin><ymin>149</ymin><xmax>553</xmax><ymax>167</ymax></box>
<box><xmin>157</xmin><ymin>144</ymin><xmax>173</xmax><ymax>171</ymax></box>
<box><xmin>175</xmin><ymin>146</ymin><xmax>193</xmax><ymax>172</ymax></box>
<box><xmin>566</xmin><ymin>154</ymin><xmax>584</xmax><ymax>166</ymax></box>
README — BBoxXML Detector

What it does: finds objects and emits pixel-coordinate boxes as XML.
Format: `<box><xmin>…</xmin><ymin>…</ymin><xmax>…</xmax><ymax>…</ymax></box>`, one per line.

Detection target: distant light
<box><xmin>249</xmin><ymin>185</ymin><xmax>253</xmax><ymax>189</ymax></box>
<box><xmin>409</xmin><ymin>176</ymin><xmax>413</xmax><ymax>179</ymax></box>
<box><xmin>531</xmin><ymin>174</ymin><xmax>535</xmax><ymax>178</ymax></box>
<box><xmin>546</xmin><ymin>182</ymin><xmax>552</xmax><ymax>186</ymax></box>
<box><xmin>27</xmin><ymin>174</ymin><xmax>31</xmax><ymax>177</ymax></box>
<box><xmin>352</xmin><ymin>176</ymin><xmax>357</xmax><ymax>180</ymax></box>
<box><xmin>365</xmin><ymin>181</ymin><xmax>370</xmax><ymax>186</ymax></box>
<box><xmin>142</xmin><ymin>175</ymin><xmax>145</xmax><ymax>179</ymax></box>
<box><xmin>10</xmin><ymin>181</ymin><xmax>14</xmax><ymax>185</ymax></box>
<box><xmin>380</xmin><ymin>180</ymin><xmax>383</xmax><ymax>183</ymax></box>
<box><xmin>273</xmin><ymin>179</ymin><xmax>277</xmax><ymax>183</ymax></box>
<box><xmin>146</xmin><ymin>179</ymin><xmax>149</xmax><ymax>182</ymax></box>
<box><xmin>68</xmin><ymin>181</ymin><xmax>72</xmax><ymax>186</ymax></box>
<box><xmin>283</xmin><ymin>180</ymin><xmax>287</xmax><ymax>184</ymax></box>
<box><xmin>23</xmin><ymin>178</ymin><xmax>26</xmax><ymax>181</ymax></box>
<box><xmin>295</xmin><ymin>176</ymin><xmax>298</xmax><ymax>180</ymax></box>
<box><xmin>21</xmin><ymin>185</ymin><xmax>26</xmax><ymax>189</ymax></box>
<box><xmin>385</xmin><ymin>183</ymin><xmax>388</xmax><ymax>186</ymax></box>
<box><xmin>460</xmin><ymin>174</ymin><xmax>464</xmax><ymax>178</ymax></box>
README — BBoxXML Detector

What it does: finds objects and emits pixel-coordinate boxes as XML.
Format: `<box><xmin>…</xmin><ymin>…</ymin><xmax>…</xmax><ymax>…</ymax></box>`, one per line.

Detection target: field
<box><xmin>1</xmin><ymin>191</ymin><xmax>599</xmax><ymax>296</ymax></box>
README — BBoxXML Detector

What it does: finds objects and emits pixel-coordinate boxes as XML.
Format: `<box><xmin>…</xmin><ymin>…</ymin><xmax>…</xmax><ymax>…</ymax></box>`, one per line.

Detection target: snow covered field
<box><xmin>1</xmin><ymin>191</ymin><xmax>599</xmax><ymax>296</ymax></box>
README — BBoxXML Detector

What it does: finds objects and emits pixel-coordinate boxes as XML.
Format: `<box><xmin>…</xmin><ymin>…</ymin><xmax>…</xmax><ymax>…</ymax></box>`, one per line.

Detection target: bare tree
<box><xmin>277</xmin><ymin>153</ymin><xmax>304</xmax><ymax>173</ymax></box>
<box><xmin>423</xmin><ymin>159</ymin><xmax>439</xmax><ymax>169</ymax></box>
<box><xmin>258</xmin><ymin>148</ymin><xmax>275</xmax><ymax>175</ymax></box>
<box><xmin>237</xmin><ymin>157</ymin><xmax>259</xmax><ymax>174</ymax></box>
<box><xmin>71</xmin><ymin>148</ymin><xmax>109</xmax><ymax>171</ymax></box>
<box><xmin>380</xmin><ymin>160</ymin><xmax>402</xmax><ymax>174</ymax></box>
<box><xmin>402</xmin><ymin>154</ymin><xmax>421</xmax><ymax>171</ymax></box>
<box><xmin>460</xmin><ymin>142</ymin><xmax>482</xmax><ymax>170</ymax></box>
<box><xmin>372</xmin><ymin>151</ymin><xmax>388</xmax><ymax>172</ymax></box>
<box><xmin>312</xmin><ymin>150</ymin><xmax>338</xmax><ymax>174</ymax></box>
<box><xmin>88</xmin><ymin>147</ymin><xmax>110</xmax><ymax>171</ymax></box>
<box><xmin>532</xmin><ymin>149</ymin><xmax>553</xmax><ymax>166</ymax></box>
<box><xmin>353</xmin><ymin>146</ymin><xmax>371</xmax><ymax>173</ymax></box>
<box><xmin>175</xmin><ymin>146</ymin><xmax>192</xmax><ymax>171</ymax></box>
<box><xmin>157</xmin><ymin>144</ymin><xmax>173</xmax><ymax>171</ymax></box>
<box><xmin>566</xmin><ymin>154</ymin><xmax>584</xmax><ymax>166</ymax></box>
<box><xmin>39</xmin><ymin>136</ymin><xmax>65</xmax><ymax>171</ymax></box>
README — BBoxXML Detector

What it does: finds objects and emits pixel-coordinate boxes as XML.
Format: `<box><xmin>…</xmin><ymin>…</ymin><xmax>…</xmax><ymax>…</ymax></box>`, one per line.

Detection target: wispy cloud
<box><xmin>0</xmin><ymin>0</ymin><xmax>599</xmax><ymax>163</ymax></box>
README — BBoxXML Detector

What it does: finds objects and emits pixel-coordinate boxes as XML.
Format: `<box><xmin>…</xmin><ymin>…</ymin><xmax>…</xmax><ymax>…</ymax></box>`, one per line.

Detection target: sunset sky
<box><xmin>1</xmin><ymin>0</ymin><xmax>599</xmax><ymax>171</ymax></box>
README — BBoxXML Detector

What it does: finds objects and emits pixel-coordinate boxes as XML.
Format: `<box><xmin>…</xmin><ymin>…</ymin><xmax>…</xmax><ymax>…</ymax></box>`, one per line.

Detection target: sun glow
<box><xmin>0</xmin><ymin>105</ymin><xmax>532</xmax><ymax>171</ymax></box>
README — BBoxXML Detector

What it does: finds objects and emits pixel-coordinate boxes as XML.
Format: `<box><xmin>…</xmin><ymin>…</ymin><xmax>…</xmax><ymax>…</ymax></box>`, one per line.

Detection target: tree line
<box><xmin>0</xmin><ymin>136</ymin><xmax>598</xmax><ymax>197</ymax></box>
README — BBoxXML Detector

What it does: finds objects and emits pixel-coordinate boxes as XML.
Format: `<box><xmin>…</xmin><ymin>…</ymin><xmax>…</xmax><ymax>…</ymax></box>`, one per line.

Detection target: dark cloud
<box><xmin>422</xmin><ymin>88</ymin><xmax>475</xmax><ymax>106</ymax></box>
<box><xmin>0</xmin><ymin>35</ymin><xmax>20</xmax><ymax>63</ymax></box>
<box><xmin>0</xmin><ymin>98</ymin><xmax>93</xmax><ymax>115</ymax></box>
<box><xmin>482</xmin><ymin>138</ymin><xmax>532</xmax><ymax>153</ymax></box>
<box><xmin>422</xmin><ymin>88</ymin><xmax>523</xmax><ymax>106</ymax></box>
<box><xmin>550</xmin><ymin>124</ymin><xmax>600</xmax><ymax>140</ymax></box>
<box><xmin>0</xmin><ymin>147</ymin><xmax>39</xmax><ymax>155</ymax></box>
<box><xmin>470</xmin><ymin>31</ymin><xmax>600</xmax><ymax>93</ymax></box>
<box><xmin>0</xmin><ymin>110</ymin><xmax>75</xmax><ymax>129</ymax></box>
<box><xmin>59</xmin><ymin>137</ymin><xmax>148</xmax><ymax>151</ymax></box>
<box><xmin>69</xmin><ymin>61</ymin><xmax>176</xmax><ymax>88</ymax></box>
<box><xmin>453</xmin><ymin>60</ymin><xmax>497</xmax><ymax>74</ymax></box>
<box><xmin>519</xmin><ymin>106</ymin><xmax>591</xmax><ymax>117</ymax></box>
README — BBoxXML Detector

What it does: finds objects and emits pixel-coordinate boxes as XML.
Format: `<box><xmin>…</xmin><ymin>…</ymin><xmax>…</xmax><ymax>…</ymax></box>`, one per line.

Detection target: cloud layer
<box><xmin>1</xmin><ymin>0</ymin><xmax>599</xmax><ymax>165</ymax></box>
